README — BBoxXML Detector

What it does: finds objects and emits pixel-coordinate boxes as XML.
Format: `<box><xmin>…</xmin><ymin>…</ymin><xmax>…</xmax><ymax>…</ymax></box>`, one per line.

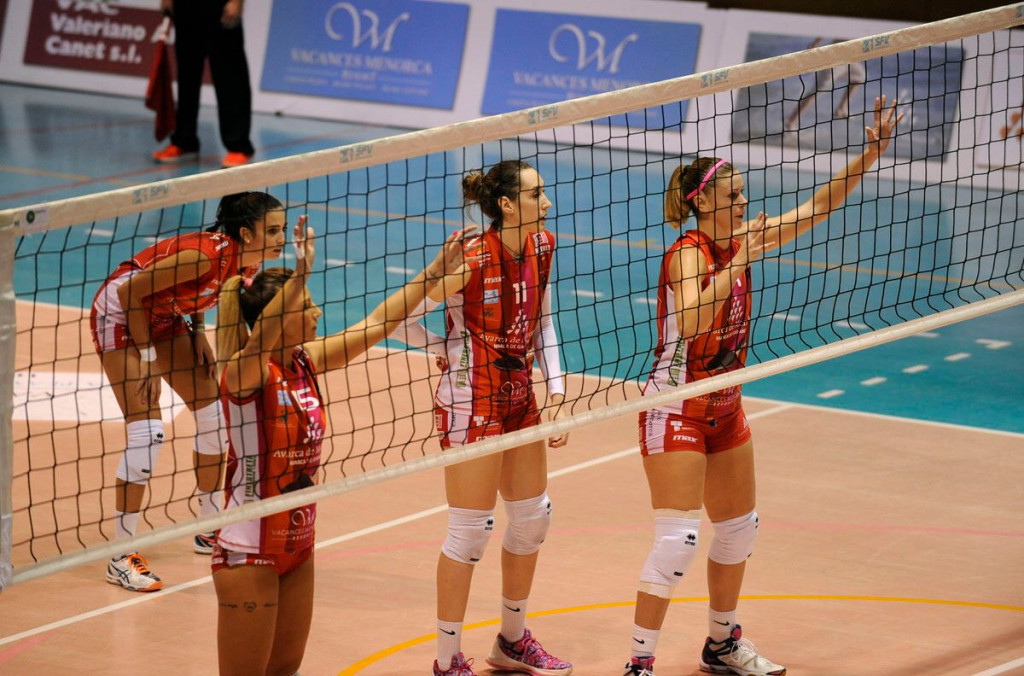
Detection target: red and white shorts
<box><xmin>89</xmin><ymin>272</ymin><xmax>188</xmax><ymax>353</ymax></box>
<box><xmin>435</xmin><ymin>396</ymin><xmax>541</xmax><ymax>449</ymax></box>
<box><xmin>639</xmin><ymin>406</ymin><xmax>751</xmax><ymax>456</ymax></box>
<box><xmin>211</xmin><ymin>544</ymin><xmax>313</xmax><ymax>577</ymax></box>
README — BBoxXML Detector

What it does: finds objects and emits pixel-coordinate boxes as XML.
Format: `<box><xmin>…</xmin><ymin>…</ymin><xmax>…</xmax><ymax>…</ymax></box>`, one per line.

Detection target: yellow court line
<box><xmin>0</xmin><ymin>164</ymin><xmax>94</xmax><ymax>181</ymax></box>
<box><xmin>337</xmin><ymin>594</ymin><xmax>1024</xmax><ymax>674</ymax></box>
<box><xmin>0</xmin><ymin>163</ymin><xmax>139</xmax><ymax>186</ymax></box>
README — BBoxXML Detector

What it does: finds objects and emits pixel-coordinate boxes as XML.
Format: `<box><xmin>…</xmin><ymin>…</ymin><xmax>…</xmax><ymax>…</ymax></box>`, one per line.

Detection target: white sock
<box><xmin>709</xmin><ymin>608</ymin><xmax>737</xmax><ymax>642</ymax></box>
<box><xmin>436</xmin><ymin>620</ymin><xmax>462</xmax><ymax>670</ymax></box>
<box><xmin>501</xmin><ymin>596</ymin><xmax>528</xmax><ymax>643</ymax></box>
<box><xmin>113</xmin><ymin>510</ymin><xmax>139</xmax><ymax>559</ymax></box>
<box><xmin>197</xmin><ymin>490</ymin><xmax>221</xmax><ymax>519</ymax></box>
<box><xmin>631</xmin><ymin>624</ymin><xmax>660</xmax><ymax>658</ymax></box>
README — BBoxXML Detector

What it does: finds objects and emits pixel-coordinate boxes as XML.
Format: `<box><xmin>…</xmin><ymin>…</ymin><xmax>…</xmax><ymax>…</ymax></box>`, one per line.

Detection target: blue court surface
<box><xmin>3</xmin><ymin>82</ymin><xmax>1022</xmax><ymax>433</ymax></box>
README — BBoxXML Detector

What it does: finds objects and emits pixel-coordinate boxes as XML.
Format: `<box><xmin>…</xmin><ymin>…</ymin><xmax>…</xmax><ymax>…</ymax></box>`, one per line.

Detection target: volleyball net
<box><xmin>2</xmin><ymin>5</ymin><xmax>1022</xmax><ymax>588</ymax></box>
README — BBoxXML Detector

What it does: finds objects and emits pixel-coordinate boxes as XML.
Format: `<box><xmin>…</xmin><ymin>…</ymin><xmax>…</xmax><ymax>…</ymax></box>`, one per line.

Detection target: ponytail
<box><xmin>217</xmin><ymin>276</ymin><xmax>249</xmax><ymax>366</ymax></box>
<box><xmin>216</xmin><ymin>268</ymin><xmax>295</xmax><ymax>365</ymax></box>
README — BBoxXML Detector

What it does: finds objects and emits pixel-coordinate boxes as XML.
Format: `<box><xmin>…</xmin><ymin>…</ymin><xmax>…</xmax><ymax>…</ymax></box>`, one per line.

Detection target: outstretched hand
<box><xmin>865</xmin><ymin>95</ymin><xmax>904</xmax><ymax>157</ymax></box>
<box><xmin>292</xmin><ymin>215</ymin><xmax>315</xmax><ymax>276</ymax></box>
<box><xmin>437</xmin><ymin>224</ymin><xmax>483</xmax><ymax>277</ymax></box>
<box><xmin>736</xmin><ymin>211</ymin><xmax>767</xmax><ymax>267</ymax></box>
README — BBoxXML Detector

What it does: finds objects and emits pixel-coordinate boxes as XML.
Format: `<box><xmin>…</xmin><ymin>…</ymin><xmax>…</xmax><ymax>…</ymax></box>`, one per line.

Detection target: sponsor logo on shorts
<box><xmin>244</xmin><ymin>456</ymin><xmax>258</xmax><ymax>499</ymax></box>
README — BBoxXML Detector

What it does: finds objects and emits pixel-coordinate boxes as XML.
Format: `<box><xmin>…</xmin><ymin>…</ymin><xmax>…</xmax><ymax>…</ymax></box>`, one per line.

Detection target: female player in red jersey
<box><xmin>622</xmin><ymin>97</ymin><xmax>902</xmax><ymax>676</ymax></box>
<box><xmin>212</xmin><ymin>218</ymin><xmax>475</xmax><ymax>676</ymax></box>
<box><xmin>90</xmin><ymin>191</ymin><xmax>286</xmax><ymax>592</ymax></box>
<box><xmin>400</xmin><ymin>160</ymin><xmax>573</xmax><ymax>676</ymax></box>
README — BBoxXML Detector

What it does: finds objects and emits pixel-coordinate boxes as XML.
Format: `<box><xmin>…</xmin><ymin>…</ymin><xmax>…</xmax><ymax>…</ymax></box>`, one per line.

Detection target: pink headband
<box><xmin>685</xmin><ymin>159</ymin><xmax>728</xmax><ymax>201</ymax></box>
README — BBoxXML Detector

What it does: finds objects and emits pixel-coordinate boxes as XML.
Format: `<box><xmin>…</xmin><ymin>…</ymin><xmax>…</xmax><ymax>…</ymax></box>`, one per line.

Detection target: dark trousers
<box><xmin>170</xmin><ymin>0</ymin><xmax>254</xmax><ymax>154</ymax></box>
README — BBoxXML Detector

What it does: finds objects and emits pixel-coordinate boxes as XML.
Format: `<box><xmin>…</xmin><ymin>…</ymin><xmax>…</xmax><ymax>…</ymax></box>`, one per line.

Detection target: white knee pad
<box><xmin>441</xmin><ymin>507</ymin><xmax>495</xmax><ymax>564</ymax></box>
<box><xmin>193</xmin><ymin>401</ymin><xmax>226</xmax><ymax>456</ymax></box>
<box><xmin>502</xmin><ymin>493</ymin><xmax>552</xmax><ymax>556</ymax></box>
<box><xmin>708</xmin><ymin>510</ymin><xmax>758</xmax><ymax>565</ymax></box>
<box><xmin>638</xmin><ymin>509</ymin><xmax>701</xmax><ymax>599</ymax></box>
<box><xmin>116</xmin><ymin>419</ymin><xmax>165</xmax><ymax>484</ymax></box>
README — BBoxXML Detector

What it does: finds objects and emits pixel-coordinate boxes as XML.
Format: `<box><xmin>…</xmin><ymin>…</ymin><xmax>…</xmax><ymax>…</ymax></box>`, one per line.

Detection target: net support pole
<box><xmin>0</xmin><ymin>213</ymin><xmax>15</xmax><ymax>591</ymax></box>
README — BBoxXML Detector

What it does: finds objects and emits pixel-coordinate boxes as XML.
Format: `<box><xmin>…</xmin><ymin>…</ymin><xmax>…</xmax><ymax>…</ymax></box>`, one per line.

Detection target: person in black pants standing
<box><xmin>154</xmin><ymin>0</ymin><xmax>255</xmax><ymax>168</ymax></box>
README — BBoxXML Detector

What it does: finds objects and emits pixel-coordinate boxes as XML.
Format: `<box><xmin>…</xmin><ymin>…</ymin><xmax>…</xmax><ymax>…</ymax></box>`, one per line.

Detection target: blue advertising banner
<box><xmin>260</xmin><ymin>0</ymin><xmax>469</xmax><ymax>110</ymax></box>
<box><xmin>481</xmin><ymin>9</ymin><xmax>701</xmax><ymax>127</ymax></box>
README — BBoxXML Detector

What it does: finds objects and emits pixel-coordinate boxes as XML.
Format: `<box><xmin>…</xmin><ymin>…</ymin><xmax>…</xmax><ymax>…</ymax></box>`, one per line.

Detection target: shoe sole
<box><xmin>699</xmin><ymin>662</ymin><xmax>786</xmax><ymax>676</ymax></box>
<box><xmin>105</xmin><ymin>571</ymin><xmax>163</xmax><ymax>592</ymax></box>
<box><xmin>153</xmin><ymin>154</ymin><xmax>199</xmax><ymax>164</ymax></box>
<box><xmin>485</xmin><ymin>655</ymin><xmax>572</xmax><ymax>676</ymax></box>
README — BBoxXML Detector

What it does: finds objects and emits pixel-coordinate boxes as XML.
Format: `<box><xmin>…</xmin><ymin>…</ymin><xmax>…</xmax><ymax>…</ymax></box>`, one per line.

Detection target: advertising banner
<box><xmin>0</xmin><ymin>0</ymin><xmax>8</xmax><ymax>55</ymax></box>
<box><xmin>481</xmin><ymin>9</ymin><xmax>701</xmax><ymax>127</ymax></box>
<box><xmin>973</xmin><ymin>28</ymin><xmax>1023</xmax><ymax>172</ymax></box>
<box><xmin>731</xmin><ymin>31</ymin><xmax>964</xmax><ymax>161</ymax></box>
<box><xmin>260</xmin><ymin>0</ymin><xmax>470</xmax><ymax>110</ymax></box>
<box><xmin>23</xmin><ymin>0</ymin><xmax>166</xmax><ymax>77</ymax></box>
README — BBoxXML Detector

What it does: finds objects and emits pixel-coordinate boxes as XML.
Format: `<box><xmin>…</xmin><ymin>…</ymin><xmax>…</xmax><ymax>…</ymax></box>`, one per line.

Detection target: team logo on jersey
<box><xmin>483</xmin><ymin>288</ymin><xmax>500</xmax><ymax>304</ymax></box>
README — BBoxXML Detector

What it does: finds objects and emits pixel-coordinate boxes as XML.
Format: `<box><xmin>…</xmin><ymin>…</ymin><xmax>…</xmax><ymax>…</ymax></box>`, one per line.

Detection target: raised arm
<box><xmin>762</xmin><ymin>96</ymin><xmax>903</xmax><ymax>252</ymax></box>
<box><xmin>671</xmin><ymin>214</ymin><xmax>766</xmax><ymax>341</ymax></box>
<box><xmin>307</xmin><ymin>226</ymin><xmax>480</xmax><ymax>373</ymax></box>
<box><xmin>221</xmin><ymin>217</ymin><xmax>313</xmax><ymax>398</ymax></box>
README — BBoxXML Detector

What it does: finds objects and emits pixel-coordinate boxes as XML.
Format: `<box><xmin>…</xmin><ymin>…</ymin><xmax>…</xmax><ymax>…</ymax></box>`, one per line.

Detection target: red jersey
<box><xmin>435</xmin><ymin>227</ymin><xmax>555</xmax><ymax>417</ymax></box>
<box><xmin>105</xmin><ymin>231</ymin><xmax>257</xmax><ymax>324</ymax></box>
<box><xmin>643</xmin><ymin>229</ymin><xmax>751</xmax><ymax>419</ymax></box>
<box><xmin>219</xmin><ymin>348</ymin><xmax>325</xmax><ymax>554</ymax></box>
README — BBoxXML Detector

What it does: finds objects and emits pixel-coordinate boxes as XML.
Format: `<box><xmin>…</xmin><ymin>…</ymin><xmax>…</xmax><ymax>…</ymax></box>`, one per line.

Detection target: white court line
<box><xmin>902</xmin><ymin>364</ymin><xmax>929</xmax><ymax>373</ymax></box>
<box><xmin>860</xmin><ymin>377</ymin><xmax>886</xmax><ymax>386</ymax></box>
<box><xmin>972</xmin><ymin>657</ymin><xmax>1024</xmax><ymax>676</ymax></box>
<box><xmin>772</xmin><ymin>312</ymin><xmax>801</xmax><ymax>322</ymax></box>
<box><xmin>0</xmin><ymin>404</ymin><xmax>793</xmax><ymax>646</ymax></box>
<box><xmin>635</xmin><ymin>297</ymin><xmax>657</xmax><ymax>305</ymax></box>
<box><xmin>385</xmin><ymin>266</ymin><xmax>416</xmax><ymax>275</ymax></box>
<box><xmin>325</xmin><ymin>258</ymin><xmax>351</xmax><ymax>267</ymax></box>
<box><xmin>817</xmin><ymin>389</ymin><xmax>844</xmax><ymax>399</ymax></box>
<box><xmin>976</xmin><ymin>338</ymin><xmax>1011</xmax><ymax>350</ymax></box>
<box><xmin>945</xmin><ymin>352</ymin><xmax>971</xmax><ymax>362</ymax></box>
<box><xmin>915</xmin><ymin>332</ymin><xmax>940</xmax><ymax>338</ymax></box>
<box><xmin>834</xmin><ymin>320</ymin><xmax>869</xmax><ymax>330</ymax></box>
<box><xmin>573</xmin><ymin>289</ymin><xmax>603</xmax><ymax>298</ymax></box>
<box><xmin>89</xmin><ymin>229</ymin><xmax>114</xmax><ymax>237</ymax></box>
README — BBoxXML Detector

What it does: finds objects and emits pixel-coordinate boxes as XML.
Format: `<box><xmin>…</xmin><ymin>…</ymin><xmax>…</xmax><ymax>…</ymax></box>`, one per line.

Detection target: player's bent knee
<box><xmin>708</xmin><ymin>510</ymin><xmax>758</xmax><ymax>565</ymax></box>
<box><xmin>638</xmin><ymin>509</ymin><xmax>701</xmax><ymax>599</ymax></box>
<box><xmin>193</xmin><ymin>401</ymin><xmax>226</xmax><ymax>456</ymax></box>
<box><xmin>441</xmin><ymin>507</ymin><xmax>495</xmax><ymax>564</ymax></box>
<box><xmin>116</xmin><ymin>419</ymin><xmax>165</xmax><ymax>484</ymax></box>
<box><xmin>502</xmin><ymin>493</ymin><xmax>552</xmax><ymax>556</ymax></box>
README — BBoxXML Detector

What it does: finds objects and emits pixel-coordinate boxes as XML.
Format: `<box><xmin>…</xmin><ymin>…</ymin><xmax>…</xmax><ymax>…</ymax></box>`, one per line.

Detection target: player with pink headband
<box><xmin>622</xmin><ymin>97</ymin><xmax>902</xmax><ymax>676</ymax></box>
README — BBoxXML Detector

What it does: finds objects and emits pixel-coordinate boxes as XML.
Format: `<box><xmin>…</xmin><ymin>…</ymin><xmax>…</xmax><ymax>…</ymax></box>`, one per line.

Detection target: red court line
<box><xmin>0</xmin><ymin>634</ymin><xmax>50</xmax><ymax>667</ymax></box>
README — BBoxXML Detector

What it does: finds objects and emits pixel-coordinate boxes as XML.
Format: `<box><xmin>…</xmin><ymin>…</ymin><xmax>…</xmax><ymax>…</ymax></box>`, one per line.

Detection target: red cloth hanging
<box><xmin>145</xmin><ymin>17</ymin><xmax>175</xmax><ymax>142</ymax></box>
